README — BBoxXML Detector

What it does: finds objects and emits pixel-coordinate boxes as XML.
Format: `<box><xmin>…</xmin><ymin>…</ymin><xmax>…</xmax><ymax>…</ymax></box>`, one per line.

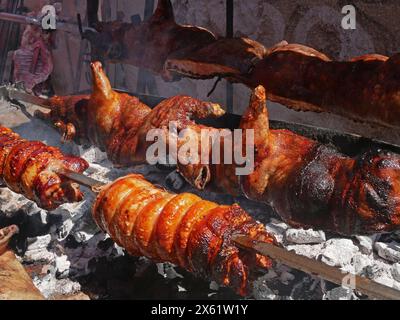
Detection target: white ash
<box><xmin>285</xmin><ymin>228</ymin><xmax>326</xmax><ymax>244</ymax></box>
<box><xmin>209</xmin><ymin>281</ymin><xmax>220</xmax><ymax>291</ymax></box>
<box><xmin>392</xmin><ymin>264</ymin><xmax>400</xmax><ymax>282</ymax></box>
<box><xmin>323</xmin><ymin>287</ymin><xmax>355</xmax><ymax>300</ymax></box>
<box><xmin>252</xmin><ymin>275</ymin><xmax>279</xmax><ymax>300</ymax></box>
<box><xmin>33</xmin><ymin>274</ymin><xmax>82</xmax><ymax>299</ymax></box>
<box><xmin>374</xmin><ymin>242</ymin><xmax>400</xmax><ymax>263</ymax></box>
<box><xmin>265</xmin><ymin>219</ymin><xmax>289</xmax><ymax>243</ymax></box>
<box><xmin>355</xmin><ymin>235</ymin><xmax>378</xmax><ymax>255</ymax></box>
<box><xmin>24</xmin><ymin>234</ymin><xmax>54</xmax><ymax>263</ymax></box>
<box><xmin>319</xmin><ymin>239</ymin><xmax>360</xmax><ymax>267</ymax></box>
<box><xmin>286</xmin><ymin>243</ymin><xmax>325</xmax><ymax>260</ymax></box>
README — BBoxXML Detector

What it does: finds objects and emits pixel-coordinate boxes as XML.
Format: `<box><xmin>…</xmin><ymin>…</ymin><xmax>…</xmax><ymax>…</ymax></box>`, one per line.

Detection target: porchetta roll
<box><xmin>92</xmin><ymin>173</ymin><xmax>276</xmax><ymax>296</ymax></box>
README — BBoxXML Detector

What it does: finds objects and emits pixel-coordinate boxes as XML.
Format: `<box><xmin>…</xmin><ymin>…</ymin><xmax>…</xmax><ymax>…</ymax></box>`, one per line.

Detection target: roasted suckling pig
<box><xmin>92</xmin><ymin>173</ymin><xmax>275</xmax><ymax>296</ymax></box>
<box><xmin>169</xmin><ymin>41</ymin><xmax>400</xmax><ymax>129</ymax></box>
<box><xmin>0</xmin><ymin>126</ymin><xmax>88</xmax><ymax>210</ymax></box>
<box><xmin>85</xmin><ymin>0</ymin><xmax>400</xmax><ymax>129</ymax></box>
<box><xmin>0</xmin><ymin>225</ymin><xmax>44</xmax><ymax>300</ymax></box>
<box><xmin>35</xmin><ymin>63</ymin><xmax>400</xmax><ymax>235</ymax></box>
<box><xmin>36</xmin><ymin>61</ymin><xmax>225</xmax><ymax>170</ymax></box>
<box><xmin>213</xmin><ymin>86</ymin><xmax>400</xmax><ymax>235</ymax></box>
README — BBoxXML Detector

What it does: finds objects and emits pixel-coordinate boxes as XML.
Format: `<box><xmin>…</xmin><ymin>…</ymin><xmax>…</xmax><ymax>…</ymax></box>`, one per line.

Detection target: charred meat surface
<box><xmin>92</xmin><ymin>173</ymin><xmax>275</xmax><ymax>296</ymax></box>
<box><xmin>236</xmin><ymin>86</ymin><xmax>400</xmax><ymax>235</ymax></box>
<box><xmin>0</xmin><ymin>126</ymin><xmax>88</xmax><ymax>210</ymax></box>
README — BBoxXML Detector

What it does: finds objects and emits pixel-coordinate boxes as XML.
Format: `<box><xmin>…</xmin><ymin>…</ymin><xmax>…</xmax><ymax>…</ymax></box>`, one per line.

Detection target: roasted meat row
<box><xmin>84</xmin><ymin>0</ymin><xmax>400</xmax><ymax>129</ymax></box>
<box><xmin>35</xmin><ymin>63</ymin><xmax>400</xmax><ymax>235</ymax></box>
<box><xmin>93</xmin><ymin>173</ymin><xmax>275</xmax><ymax>296</ymax></box>
<box><xmin>0</xmin><ymin>126</ymin><xmax>88</xmax><ymax>210</ymax></box>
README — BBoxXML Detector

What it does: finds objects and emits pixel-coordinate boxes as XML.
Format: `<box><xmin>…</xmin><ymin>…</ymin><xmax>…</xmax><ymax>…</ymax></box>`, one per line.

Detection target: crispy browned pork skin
<box><xmin>36</xmin><ymin>61</ymin><xmax>225</xmax><ymax>174</ymax></box>
<box><xmin>0</xmin><ymin>225</ymin><xmax>44</xmax><ymax>300</ymax></box>
<box><xmin>167</xmin><ymin>40</ymin><xmax>400</xmax><ymax>129</ymax></box>
<box><xmin>221</xmin><ymin>86</ymin><xmax>400</xmax><ymax>235</ymax></box>
<box><xmin>36</xmin><ymin>63</ymin><xmax>400</xmax><ymax>235</ymax></box>
<box><xmin>93</xmin><ymin>173</ymin><xmax>275</xmax><ymax>296</ymax></box>
<box><xmin>0</xmin><ymin>126</ymin><xmax>88</xmax><ymax>210</ymax></box>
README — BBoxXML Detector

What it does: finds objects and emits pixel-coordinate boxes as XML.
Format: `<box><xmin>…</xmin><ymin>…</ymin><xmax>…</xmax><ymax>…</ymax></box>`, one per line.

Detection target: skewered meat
<box><xmin>36</xmin><ymin>61</ymin><xmax>225</xmax><ymax>172</ymax></box>
<box><xmin>243</xmin><ymin>43</ymin><xmax>400</xmax><ymax>129</ymax></box>
<box><xmin>35</xmin><ymin>63</ymin><xmax>400</xmax><ymax>235</ymax></box>
<box><xmin>92</xmin><ymin>173</ymin><xmax>275</xmax><ymax>296</ymax></box>
<box><xmin>165</xmin><ymin>37</ymin><xmax>267</xmax><ymax>82</ymax></box>
<box><xmin>0</xmin><ymin>225</ymin><xmax>44</xmax><ymax>300</ymax></box>
<box><xmin>0</xmin><ymin>126</ymin><xmax>88</xmax><ymax>210</ymax></box>
<box><xmin>166</xmin><ymin>39</ymin><xmax>400</xmax><ymax>130</ymax></box>
<box><xmin>218</xmin><ymin>86</ymin><xmax>400</xmax><ymax>235</ymax></box>
<box><xmin>85</xmin><ymin>0</ymin><xmax>400</xmax><ymax>129</ymax></box>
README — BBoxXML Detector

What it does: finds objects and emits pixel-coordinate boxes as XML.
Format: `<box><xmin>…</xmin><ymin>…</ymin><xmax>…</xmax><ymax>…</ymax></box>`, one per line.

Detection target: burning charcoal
<box><xmin>323</xmin><ymin>287</ymin><xmax>355</xmax><ymax>300</ymax></box>
<box><xmin>349</xmin><ymin>254</ymin><xmax>372</xmax><ymax>274</ymax></box>
<box><xmin>165</xmin><ymin>170</ymin><xmax>187</xmax><ymax>191</ymax></box>
<box><xmin>285</xmin><ymin>228</ymin><xmax>326</xmax><ymax>244</ymax></box>
<box><xmin>265</xmin><ymin>219</ymin><xmax>289</xmax><ymax>243</ymax></box>
<box><xmin>24</xmin><ymin>234</ymin><xmax>54</xmax><ymax>263</ymax></box>
<box><xmin>286</xmin><ymin>244</ymin><xmax>325</xmax><ymax>260</ymax></box>
<box><xmin>374</xmin><ymin>242</ymin><xmax>400</xmax><ymax>263</ymax></box>
<box><xmin>55</xmin><ymin>255</ymin><xmax>71</xmax><ymax>278</ymax></box>
<box><xmin>252</xmin><ymin>275</ymin><xmax>278</xmax><ymax>300</ymax></box>
<box><xmin>355</xmin><ymin>235</ymin><xmax>378</xmax><ymax>255</ymax></box>
<box><xmin>319</xmin><ymin>239</ymin><xmax>359</xmax><ymax>267</ymax></box>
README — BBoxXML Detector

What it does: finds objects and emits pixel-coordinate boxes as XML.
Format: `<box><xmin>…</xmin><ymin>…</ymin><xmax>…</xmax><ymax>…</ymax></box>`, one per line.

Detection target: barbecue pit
<box><xmin>1</xmin><ymin>98</ymin><xmax>399</xmax><ymax>300</ymax></box>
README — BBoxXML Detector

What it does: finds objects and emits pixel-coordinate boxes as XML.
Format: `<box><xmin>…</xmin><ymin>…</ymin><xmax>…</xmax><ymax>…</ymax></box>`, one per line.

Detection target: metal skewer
<box><xmin>232</xmin><ymin>235</ymin><xmax>400</xmax><ymax>300</ymax></box>
<box><xmin>57</xmin><ymin>168</ymin><xmax>105</xmax><ymax>192</ymax></box>
<box><xmin>7</xmin><ymin>87</ymin><xmax>53</xmax><ymax>110</ymax></box>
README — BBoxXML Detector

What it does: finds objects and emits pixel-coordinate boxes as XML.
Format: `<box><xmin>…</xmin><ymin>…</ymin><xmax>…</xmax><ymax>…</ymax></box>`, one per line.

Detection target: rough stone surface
<box><xmin>285</xmin><ymin>228</ymin><xmax>326</xmax><ymax>244</ymax></box>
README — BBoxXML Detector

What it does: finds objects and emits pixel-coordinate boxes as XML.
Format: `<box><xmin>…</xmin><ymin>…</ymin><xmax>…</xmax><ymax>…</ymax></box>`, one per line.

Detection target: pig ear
<box><xmin>151</xmin><ymin>0</ymin><xmax>175</xmax><ymax>23</ymax></box>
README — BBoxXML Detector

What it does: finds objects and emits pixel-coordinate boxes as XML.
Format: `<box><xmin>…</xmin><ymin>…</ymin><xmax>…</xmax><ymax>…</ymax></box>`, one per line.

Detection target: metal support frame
<box><xmin>226</xmin><ymin>0</ymin><xmax>234</xmax><ymax>113</ymax></box>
